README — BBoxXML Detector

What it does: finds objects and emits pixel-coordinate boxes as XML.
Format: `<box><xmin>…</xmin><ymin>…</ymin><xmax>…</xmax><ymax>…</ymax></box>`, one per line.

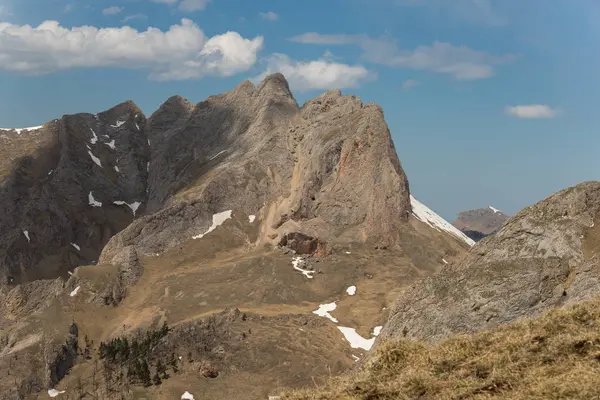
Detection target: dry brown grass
<box><xmin>280</xmin><ymin>296</ymin><xmax>600</xmax><ymax>400</ymax></box>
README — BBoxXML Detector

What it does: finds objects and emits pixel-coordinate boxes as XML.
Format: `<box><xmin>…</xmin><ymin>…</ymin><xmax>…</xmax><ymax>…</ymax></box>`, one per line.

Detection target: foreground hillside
<box><xmin>280</xmin><ymin>294</ymin><xmax>600</xmax><ymax>400</ymax></box>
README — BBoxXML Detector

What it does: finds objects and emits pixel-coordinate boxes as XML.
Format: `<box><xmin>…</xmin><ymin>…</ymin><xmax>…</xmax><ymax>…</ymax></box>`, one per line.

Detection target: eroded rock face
<box><xmin>101</xmin><ymin>74</ymin><xmax>415</xmax><ymax>267</ymax></box>
<box><xmin>0</xmin><ymin>101</ymin><xmax>149</xmax><ymax>287</ymax></box>
<box><xmin>380</xmin><ymin>181</ymin><xmax>600</xmax><ymax>343</ymax></box>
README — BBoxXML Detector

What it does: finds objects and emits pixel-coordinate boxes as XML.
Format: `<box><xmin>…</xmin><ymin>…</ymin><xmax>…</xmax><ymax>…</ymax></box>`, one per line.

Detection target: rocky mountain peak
<box><xmin>452</xmin><ymin>205</ymin><xmax>510</xmax><ymax>241</ymax></box>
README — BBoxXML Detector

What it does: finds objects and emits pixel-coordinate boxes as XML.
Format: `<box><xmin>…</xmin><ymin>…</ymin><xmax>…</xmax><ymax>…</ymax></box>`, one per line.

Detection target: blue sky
<box><xmin>1</xmin><ymin>0</ymin><xmax>599</xmax><ymax>220</ymax></box>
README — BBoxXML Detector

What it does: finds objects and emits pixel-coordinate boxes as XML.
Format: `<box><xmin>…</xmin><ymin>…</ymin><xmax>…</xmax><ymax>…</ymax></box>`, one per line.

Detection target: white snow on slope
<box><xmin>410</xmin><ymin>195</ymin><xmax>475</xmax><ymax>246</ymax></box>
<box><xmin>313</xmin><ymin>302</ymin><xmax>338</xmax><ymax>323</ymax></box>
<box><xmin>69</xmin><ymin>286</ymin><xmax>80</xmax><ymax>297</ymax></box>
<box><xmin>209</xmin><ymin>150</ymin><xmax>227</xmax><ymax>161</ymax></box>
<box><xmin>489</xmin><ymin>205</ymin><xmax>501</xmax><ymax>214</ymax></box>
<box><xmin>136</xmin><ymin>122</ymin><xmax>140</xmax><ymax>131</ymax></box>
<box><xmin>113</xmin><ymin>201</ymin><xmax>142</xmax><ymax>216</ymax></box>
<box><xmin>48</xmin><ymin>170</ymin><xmax>53</xmax><ymax>176</ymax></box>
<box><xmin>114</xmin><ymin>165</ymin><xmax>120</xmax><ymax>172</ymax></box>
<box><xmin>192</xmin><ymin>210</ymin><xmax>232</xmax><ymax>240</ymax></box>
<box><xmin>48</xmin><ymin>388</ymin><xmax>65</xmax><ymax>397</ymax></box>
<box><xmin>104</xmin><ymin>140</ymin><xmax>116</xmax><ymax>150</ymax></box>
<box><xmin>71</xmin><ymin>243</ymin><xmax>80</xmax><ymax>251</ymax></box>
<box><xmin>88</xmin><ymin>192</ymin><xmax>102</xmax><ymax>207</ymax></box>
<box><xmin>181</xmin><ymin>392</ymin><xmax>194</xmax><ymax>400</ymax></box>
<box><xmin>0</xmin><ymin>126</ymin><xmax>43</xmax><ymax>134</ymax></box>
<box><xmin>346</xmin><ymin>285</ymin><xmax>357</xmax><ymax>296</ymax></box>
<box><xmin>88</xmin><ymin>151</ymin><xmax>102</xmax><ymax>167</ymax></box>
<box><xmin>291</xmin><ymin>256</ymin><xmax>315</xmax><ymax>279</ymax></box>
<box><xmin>248</xmin><ymin>215</ymin><xmax>256</xmax><ymax>223</ymax></box>
<box><xmin>372</xmin><ymin>326</ymin><xmax>383</xmax><ymax>336</ymax></box>
<box><xmin>337</xmin><ymin>327</ymin><xmax>376</xmax><ymax>351</ymax></box>
<box><xmin>90</xmin><ymin>128</ymin><xmax>98</xmax><ymax>144</ymax></box>
<box><xmin>23</xmin><ymin>230</ymin><xmax>30</xmax><ymax>242</ymax></box>
<box><xmin>110</xmin><ymin>120</ymin><xmax>126</xmax><ymax>128</ymax></box>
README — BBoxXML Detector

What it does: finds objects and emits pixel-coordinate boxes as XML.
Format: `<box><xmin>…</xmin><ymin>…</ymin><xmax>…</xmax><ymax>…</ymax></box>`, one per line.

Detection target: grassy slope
<box><xmin>280</xmin><ymin>296</ymin><xmax>600</xmax><ymax>400</ymax></box>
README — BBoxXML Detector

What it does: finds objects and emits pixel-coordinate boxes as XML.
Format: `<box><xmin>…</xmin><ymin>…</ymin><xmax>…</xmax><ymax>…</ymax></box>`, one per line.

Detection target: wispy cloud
<box><xmin>290</xmin><ymin>33</ymin><xmax>516</xmax><ymax>80</ymax></box>
<box><xmin>253</xmin><ymin>53</ymin><xmax>375</xmax><ymax>92</ymax></box>
<box><xmin>103</xmin><ymin>6</ymin><xmax>124</xmax><ymax>15</ymax></box>
<box><xmin>63</xmin><ymin>3</ymin><xmax>74</xmax><ymax>13</ymax></box>
<box><xmin>259</xmin><ymin>11</ymin><xmax>279</xmax><ymax>21</ymax></box>
<box><xmin>122</xmin><ymin>13</ymin><xmax>148</xmax><ymax>22</ymax></box>
<box><xmin>505</xmin><ymin>105</ymin><xmax>561</xmax><ymax>119</ymax></box>
<box><xmin>402</xmin><ymin>79</ymin><xmax>420</xmax><ymax>89</ymax></box>
<box><xmin>391</xmin><ymin>0</ymin><xmax>507</xmax><ymax>26</ymax></box>
<box><xmin>0</xmin><ymin>19</ymin><xmax>263</xmax><ymax>81</ymax></box>
<box><xmin>150</xmin><ymin>0</ymin><xmax>210</xmax><ymax>11</ymax></box>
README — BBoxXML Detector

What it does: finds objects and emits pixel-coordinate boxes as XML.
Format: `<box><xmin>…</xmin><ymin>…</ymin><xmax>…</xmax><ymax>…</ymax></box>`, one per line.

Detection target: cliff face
<box><xmin>380</xmin><ymin>181</ymin><xmax>600</xmax><ymax>343</ymax></box>
<box><xmin>0</xmin><ymin>101</ymin><xmax>148</xmax><ymax>287</ymax></box>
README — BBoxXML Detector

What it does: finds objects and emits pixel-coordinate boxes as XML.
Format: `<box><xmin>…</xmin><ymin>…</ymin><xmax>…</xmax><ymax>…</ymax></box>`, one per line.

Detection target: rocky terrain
<box><xmin>0</xmin><ymin>74</ymin><xmax>472</xmax><ymax>399</ymax></box>
<box><xmin>381</xmin><ymin>181</ymin><xmax>600</xmax><ymax>342</ymax></box>
<box><xmin>452</xmin><ymin>206</ymin><xmax>510</xmax><ymax>241</ymax></box>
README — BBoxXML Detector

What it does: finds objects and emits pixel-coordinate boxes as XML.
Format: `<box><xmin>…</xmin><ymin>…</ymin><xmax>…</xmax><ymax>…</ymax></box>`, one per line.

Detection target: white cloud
<box><xmin>253</xmin><ymin>53</ymin><xmax>375</xmax><ymax>92</ymax></box>
<box><xmin>0</xmin><ymin>19</ymin><xmax>263</xmax><ymax>81</ymax></box>
<box><xmin>122</xmin><ymin>14</ymin><xmax>147</xmax><ymax>22</ymax></box>
<box><xmin>402</xmin><ymin>79</ymin><xmax>420</xmax><ymax>89</ymax></box>
<box><xmin>150</xmin><ymin>0</ymin><xmax>210</xmax><ymax>11</ymax></box>
<box><xmin>391</xmin><ymin>0</ymin><xmax>507</xmax><ymax>26</ymax></box>
<box><xmin>103</xmin><ymin>6</ymin><xmax>124</xmax><ymax>15</ymax></box>
<box><xmin>259</xmin><ymin>11</ymin><xmax>279</xmax><ymax>21</ymax></box>
<box><xmin>505</xmin><ymin>105</ymin><xmax>561</xmax><ymax>119</ymax></box>
<box><xmin>63</xmin><ymin>3</ymin><xmax>74</xmax><ymax>13</ymax></box>
<box><xmin>290</xmin><ymin>33</ymin><xmax>516</xmax><ymax>80</ymax></box>
<box><xmin>179</xmin><ymin>0</ymin><xmax>211</xmax><ymax>12</ymax></box>
<box><xmin>151</xmin><ymin>31</ymin><xmax>263</xmax><ymax>80</ymax></box>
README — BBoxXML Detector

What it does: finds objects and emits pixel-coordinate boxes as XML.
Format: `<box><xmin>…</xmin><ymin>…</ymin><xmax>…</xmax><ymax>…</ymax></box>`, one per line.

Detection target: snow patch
<box><xmin>209</xmin><ymin>150</ymin><xmax>227</xmax><ymax>161</ymax></box>
<box><xmin>313</xmin><ymin>302</ymin><xmax>338</xmax><ymax>323</ymax></box>
<box><xmin>372</xmin><ymin>326</ymin><xmax>383</xmax><ymax>336</ymax></box>
<box><xmin>88</xmin><ymin>192</ymin><xmax>102</xmax><ymax>207</ymax></box>
<box><xmin>23</xmin><ymin>230</ymin><xmax>30</xmax><ymax>243</ymax></box>
<box><xmin>90</xmin><ymin>128</ymin><xmax>98</xmax><ymax>144</ymax></box>
<box><xmin>410</xmin><ymin>195</ymin><xmax>475</xmax><ymax>246</ymax></box>
<box><xmin>48</xmin><ymin>169</ymin><xmax>54</xmax><ymax>176</ymax></box>
<box><xmin>114</xmin><ymin>165</ymin><xmax>120</xmax><ymax>172</ymax></box>
<box><xmin>104</xmin><ymin>140</ymin><xmax>116</xmax><ymax>150</ymax></box>
<box><xmin>489</xmin><ymin>206</ymin><xmax>501</xmax><ymax>214</ymax></box>
<box><xmin>113</xmin><ymin>201</ymin><xmax>142</xmax><ymax>216</ymax></box>
<box><xmin>345</xmin><ymin>251</ymin><xmax>351</xmax><ymax>254</ymax></box>
<box><xmin>291</xmin><ymin>256</ymin><xmax>314</xmax><ymax>279</ymax></box>
<box><xmin>351</xmin><ymin>354</ymin><xmax>360</xmax><ymax>362</ymax></box>
<box><xmin>248</xmin><ymin>215</ymin><xmax>256</xmax><ymax>223</ymax></box>
<box><xmin>70</xmin><ymin>286</ymin><xmax>80</xmax><ymax>297</ymax></box>
<box><xmin>88</xmin><ymin>151</ymin><xmax>102</xmax><ymax>167</ymax></box>
<box><xmin>71</xmin><ymin>243</ymin><xmax>80</xmax><ymax>251</ymax></box>
<box><xmin>442</xmin><ymin>258</ymin><xmax>448</xmax><ymax>264</ymax></box>
<box><xmin>48</xmin><ymin>389</ymin><xmax>65</xmax><ymax>397</ymax></box>
<box><xmin>135</xmin><ymin>122</ymin><xmax>140</xmax><ymax>131</ymax></box>
<box><xmin>0</xmin><ymin>125</ymin><xmax>43</xmax><ymax>134</ymax></box>
<box><xmin>110</xmin><ymin>120</ymin><xmax>126</xmax><ymax>128</ymax></box>
<box><xmin>337</xmin><ymin>327</ymin><xmax>376</xmax><ymax>351</ymax></box>
<box><xmin>181</xmin><ymin>392</ymin><xmax>195</xmax><ymax>400</ymax></box>
<box><xmin>346</xmin><ymin>285</ymin><xmax>357</xmax><ymax>296</ymax></box>
<box><xmin>192</xmin><ymin>210</ymin><xmax>233</xmax><ymax>240</ymax></box>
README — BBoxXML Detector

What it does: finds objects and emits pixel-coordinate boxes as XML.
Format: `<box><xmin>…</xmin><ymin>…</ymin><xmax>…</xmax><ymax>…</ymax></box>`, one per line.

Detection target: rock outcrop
<box><xmin>380</xmin><ymin>181</ymin><xmax>600</xmax><ymax>342</ymax></box>
<box><xmin>452</xmin><ymin>206</ymin><xmax>510</xmax><ymax>242</ymax></box>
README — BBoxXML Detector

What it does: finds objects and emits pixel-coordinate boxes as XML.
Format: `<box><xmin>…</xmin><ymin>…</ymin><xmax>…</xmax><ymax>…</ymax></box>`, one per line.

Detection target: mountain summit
<box><xmin>0</xmin><ymin>74</ymin><xmax>470</xmax><ymax>399</ymax></box>
<box><xmin>452</xmin><ymin>206</ymin><xmax>510</xmax><ymax>241</ymax></box>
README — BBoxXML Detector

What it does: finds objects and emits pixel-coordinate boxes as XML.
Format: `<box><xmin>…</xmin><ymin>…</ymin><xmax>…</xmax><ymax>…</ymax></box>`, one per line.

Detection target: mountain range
<box><xmin>1</xmin><ymin>73</ymin><xmax>599</xmax><ymax>400</ymax></box>
<box><xmin>0</xmin><ymin>73</ymin><xmax>472</xmax><ymax>400</ymax></box>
